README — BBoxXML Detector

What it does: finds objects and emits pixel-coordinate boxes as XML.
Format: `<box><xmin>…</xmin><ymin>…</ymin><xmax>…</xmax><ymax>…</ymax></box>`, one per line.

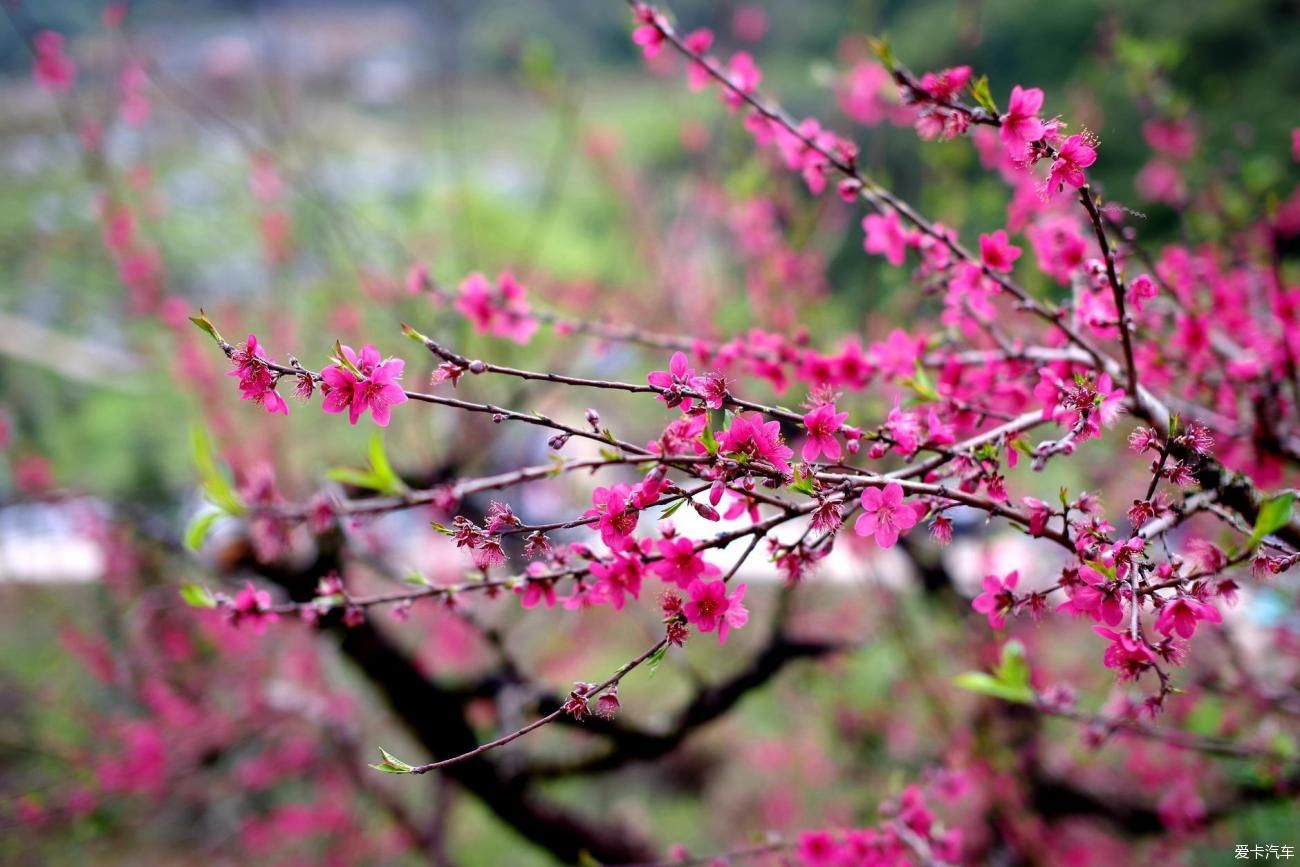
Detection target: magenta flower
<box><xmin>1093</xmin><ymin>626</ymin><xmax>1157</xmax><ymax>680</ymax></box>
<box><xmin>682</xmin><ymin>28</ymin><xmax>714</xmax><ymax>91</ymax></box>
<box><xmin>583</xmin><ymin>484</ymin><xmax>639</xmax><ymax>551</ymax></box>
<box><xmin>320</xmin><ymin>343</ymin><xmax>408</xmax><ymax>427</ymax></box>
<box><xmin>999</xmin><ymin>85</ymin><xmax>1045</xmax><ymax>158</ymax></box>
<box><xmin>683</xmin><ymin>579</ymin><xmax>748</xmax><ymax>645</ymax></box>
<box><xmin>979</xmin><ymin>229</ymin><xmax>1022</xmax><ymax>273</ymax></box>
<box><xmin>862</xmin><ymin>210</ymin><xmax>909</xmax><ymax>266</ymax></box>
<box><xmin>651</xmin><ymin>537</ymin><xmax>720</xmax><ymax>589</ymax></box>
<box><xmin>796</xmin><ymin>830</ymin><xmax>844</xmax><ymax>866</ymax></box>
<box><xmin>853</xmin><ymin>482</ymin><xmax>922</xmax><ymax>548</ymax></box>
<box><xmin>801</xmin><ymin>402</ymin><xmax>849</xmax><ymax>462</ymax></box>
<box><xmin>630</xmin><ymin>5</ymin><xmax>667</xmax><ymax>59</ymax></box>
<box><xmin>454</xmin><ymin>272</ymin><xmax>537</xmax><ymax>344</ymax></box>
<box><xmin>228</xmin><ymin>581</ymin><xmax>279</xmax><ymax>634</ymax></box>
<box><xmin>1154</xmin><ymin>595</ymin><xmax>1222</xmax><ymax>639</ymax></box>
<box><xmin>515</xmin><ymin>572</ymin><xmax>557</xmax><ymax>610</ymax></box>
<box><xmin>1048</xmin><ymin>134</ymin><xmax>1098</xmax><ymax>193</ymax></box>
<box><xmin>227</xmin><ymin>333</ymin><xmax>288</xmax><ymax>416</ymax></box>
<box><xmin>589</xmin><ymin>553</ymin><xmax>643</xmax><ymax>611</ymax></box>
<box><xmin>33</xmin><ymin>31</ymin><xmax>76</xmax><ymax>94</ymax></box>
<box><xmin>718</xmin><ymin>413</ymin><xmax>794</xmax><ymax>475</ymax></box>
<box><xmin>647</xmin><ymin>351</ymin><xmax>700</xmax><ymax>410</ymax></box>
<box><xmin>721</xmin><ymin>52</ymin><xmax>761</xmax><ymax>111</ymax></box>
<box><xmin>971</xmin><ymin>570</ymin><xmax>1019</xmax><ymax>629</ymax></box>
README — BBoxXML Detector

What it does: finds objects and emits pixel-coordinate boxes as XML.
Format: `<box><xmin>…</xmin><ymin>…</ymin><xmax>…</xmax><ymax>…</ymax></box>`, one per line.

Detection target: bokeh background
<box><xmin>2</xmin><ymin>0</ymin><xmax>1299</xmax><ymax>864</ymax></box>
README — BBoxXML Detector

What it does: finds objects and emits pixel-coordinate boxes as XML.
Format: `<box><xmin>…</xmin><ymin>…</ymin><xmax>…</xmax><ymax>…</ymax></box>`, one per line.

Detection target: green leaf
<box><xmin>368</xmin><ymin>747</ymin><xmax>415</xmax><ymax>774</ymax></box>
<box><xmin>184</xmin><ymin>510</ymin><xmax>222</xmax><ymax>551</ymax></box>
<box><xmin>326</xmin><ymin>433</ymin><xmax>406</xmax><ymax>495</ymax></box>
<box><xmin>699</xmin><ymin>423</ymin><xmax>719</xmax><ymax>456</ymax></box>
<box><xmin>867</xmin><ymin>34</ymin><xmax>895</xmax><ymax>70</ymax></box>
<box><xmin>1248</xmin><ymin>492</ymin><xmax>1295</xmax><ymax>550</ymax></box>
<box><xmin>903</xmin><ymin>360</ymin><xmax>939</xmax><ymax>403</ymax></box>
<box><xmin>969</xmin><ymin>75</ymin><xmax>998</xmax><ymax>115</ymax></box>
<box><xmin>659</xmin><ymin>498</ymin><xmax>687</xmax><ymax>520</ymax></box>
<box><xmin>994</xmin><ymin>640</ymin><xmax>1031</xmax><ymax>692</ymax></box>
<box><xmin>179</xmin><ymin>583</ymin><xmax>217</xmax><ymax>609</ymax></box>
<box><xmin>952</xmin><ymin>672</ymin><xmax>1033</xmax><ymax>703</ymax></box>
<box><xmin>367</xmin><ymin>431</ymin><xmax>406</xmax><ymax>495</ymax></box>
<box><xmin>188</xmin><ymin>309</ymin><xmax>223</xmax><ymax>343</ymax></box>
<box><xmin>403</xmin><ymin>571</ymin><xmax>431</xmax><ymax>587</ymax></box>
<box><xmin>325</xmin><ymin>467</ymin><xmax>382</xmax><ymax>489</ymax></box>
<box><xmin>399</xmin><ymin>322</ymin><xmax>428</xmax><ymax>344</ymax></box>
<box><xmin>190</xmin><ymin>426</ymin><xmax>245</xmax><ymax>515</ymax></box>
<box><xmin>953</xmin><ymin>640</ymin><xmax>1034</xmax><ymax>704</ymax></box>
<box><xmin>789</xmin><ymin>465</ymin><xmax>816</xmax><ymax>496</ymax></box>
<box><xmin>430</xmin><ymin>522</ymin><xmax>455</xmax><ymax>537</ymax></box>
<box><xmin>646</xmin><ymin>642</ymin><xmax>670</xmax><ymax>678</ymax></box>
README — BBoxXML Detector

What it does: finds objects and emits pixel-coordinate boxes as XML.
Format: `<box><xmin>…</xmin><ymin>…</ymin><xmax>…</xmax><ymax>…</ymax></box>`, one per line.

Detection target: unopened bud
<box><xmin>692</xmin><ymin>500</ymin><xmax>720</xmax><ymax>522</ymax></box>
<box><xmin>585</xmin><ymin>408</ymin><xmax>601</xmax><ymax>430</ymax></box>
<box><xmin>468</xmin><ymin>359</ymin><xmax>487</xmax><ymax>374</ymax></box>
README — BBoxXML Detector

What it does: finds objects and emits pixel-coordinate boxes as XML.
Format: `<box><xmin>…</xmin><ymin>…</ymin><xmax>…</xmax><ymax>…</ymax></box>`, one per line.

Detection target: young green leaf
<box><xmin>179</xmin><ymin>583</ymin><xmax>217</xmax><ymax>609</ymax></box>
<box><xmin>184</xmin><ymin>510</ymin><xmax>222</xmax><ymax>552</ymax></box>
<box><xmin>190</xmin><ymin>426</ymin><xmax>245</xmax><ymax>516</ymax></box>
<box><xmin>969</xmin><ymin>75</ymin><xmax>998</xmax><ymax>115</ymax></box>
<box><xmin>368</xmin><ymin>747</ymin><xmax>415</xmax><ymax>774</ymax></box>
<box><xmin>187</xmin><ymin>309</ymin><xmax>223</xmax><ymax>344</ymax></box>
<box><xmin>367</xmin><ymin>431</ymin><xmax>407</xmax><ymax>495</ymax></box>
<box><xmin>953</xmin><ymin>640</ymin><xmax>1034</xmax><ymax>703</ymax></box>
<box><xmin>1247</xmin><ymin>492</ymin><xmax>1295</xmax><ymax>550</ymax></box>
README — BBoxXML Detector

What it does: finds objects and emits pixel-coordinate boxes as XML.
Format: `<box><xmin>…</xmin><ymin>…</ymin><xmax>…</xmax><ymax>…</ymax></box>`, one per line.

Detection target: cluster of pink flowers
<box><xmin>321</xmin><ymin>344</ymin><xmax>408</xmax><ymax>427</ymax></box>
<box><xmin>228</xmin><ymin>334</ymin><xmax>289</xmax><ymax>416</ymax></box>
<box><xmin>454</xmin><ymin>272</ymin><xmax>537</xmax><ymax>344</ymax></box>
<box><xmin>32</xmin><ymin>31</ymin><xmax>76</xmax><ymax>93</ymax></box>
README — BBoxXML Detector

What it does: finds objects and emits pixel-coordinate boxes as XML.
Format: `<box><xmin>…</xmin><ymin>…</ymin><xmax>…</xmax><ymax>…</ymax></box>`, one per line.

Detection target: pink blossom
<box><xmin>796</xmin><ymin>830</ymin><xmax>843</xmax><ymax>866</ymax></box>
<box><xmin>718</xmin><ymin>413</ymin><xmax>794</xmax><ymax>475</ymax></box>
<box><xmin>229</xmin><ymin>581</ymin><xmax>279</xmax><ymax>634</ymax></box>
<box><xmin>455</xmin><ymin>272</ymin><xmax>537</xmax><ymax>344</ymax></box>
<box><xmin>918</xmin><ymin>66</ymin><xmax>972</xmax><ymax>101</ymax></box>
<box><xmin>320</xmin><ymin>344</ymin><xmax>408</xmax><ymax>426</ymax></box>
<box><xmin>515</xmin><ymin>574</ymin><xmax>557</xmax><ymax>610</ymax></box>
<box><xmin>683</xmin><ymin>579</ymin><xmax>748</xmax><ymax>644</ymax></box>
<box><xmin>631</xmin><ymin>5</ymin><xmax>667</xmax><ymax>59</ymax></box>
<box><xmin>971</xmin><ymin>570</ymin><xmax>1018</xmax><ymax>629</ymax></box>
<box><xmin>228</xmin><ymin>333</ymin><xmax>289</xmax><ymax>416</ymax></box>
<box><xmin>33</xmin><ymin>31</ymin><xmax>76</xmax><ymax>93</ymax></box>
<box><xmin>1143</xmin><ymin>119</ymin><xmax>1197</xmax><ymax>161</ymax></box>
<box><xmin>731</xmin><ymin>5</ymin><xmax>767</xmax><ymax>42</ymax></box>
<box><xmin>979</xmin><ymin>229</ymin><xmax>1022</xmax><ymax>273</ymax></box>
<box><xmin>682</xmin><ymin>29</ymin><xmax>714</xmax><ymax>91</ymax></box>
<box><xmin>870</xmin><ymin>328</ymin><xmax>925</xmax><ymax>380</ymax></box>
<box><xmin>1000</xmin><ymin>85</ymin><xmax>1045</xmax><ymax>158</ymax></box>
<box><xmin>1093</xmin><ymin>626</ymin><xmax>1157</xmax><ymax>680</ymax></box>
<box><xmin>854</xmin><ymin>482</ymin><xmax>922</xmax><ymax>548</ymax></box>
<box><xmin>584</xmin><ymin>484</ymin><xmax>639</xmax><ymax>551</ymax></box>
<box><xmin>1136</xmin><ymin>159</ymin><xmax>1185</xmax><ymax>204</ymax></box>
<box><xmin>651</xmin><ymin>537</ymin><xmax>720</xmax><ymax>588</ymax></box>
<box><xmin>647</xmin><ymin>351</ymin><xmax>701</xmax><ymax>410</ymax></box>
<box><xmin>1047</xmin><ymin>134</ymin><xmax>1098</xmax><ymax>193</ymax></box>
<box><xmin>589</xmin><ymin>553</ymin><xmax>644</xmax><ymax>610</ymax></box>
<box><xmin>1154</xmin><ymin>595</ymin><xmax>1222</xmax><ymax>639</ymax></box>
<box><xmin>1022</xmin><ymin>497</ymin><xmax>1052</xmax><ymax>537</ymax></box>
<box><xmin>721</xmin><ymin>52</ymin><xmax>761</xmax><ymax>111</ymax></box>
<box><xmin>1127</xmin><ymin>273</ymin><xmax>1159</xmax><ymax>313</ymax></box>
<box><xmin>1055</xmin><ymin>569</ymin><xmax>1128</xmax><ymax>623</ymax></box>
<box><xmin>802</xmin><ymin>402</ymin><xmax>849</xmax><ymax>462</ymax></box>
<box><xmin>862</xmin><ymin>210</ymin><xmax>910</xmax><ymax>266</ymax></box>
